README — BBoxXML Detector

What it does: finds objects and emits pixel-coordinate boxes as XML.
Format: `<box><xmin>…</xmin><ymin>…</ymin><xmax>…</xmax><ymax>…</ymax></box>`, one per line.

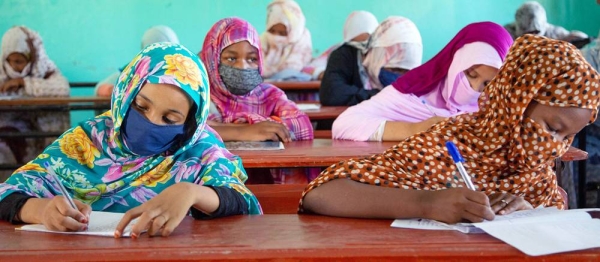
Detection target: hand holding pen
<box><xmin>32</xmin><ymin>162</ymin><xmax>92</xmax><ymax>231</ymax></box>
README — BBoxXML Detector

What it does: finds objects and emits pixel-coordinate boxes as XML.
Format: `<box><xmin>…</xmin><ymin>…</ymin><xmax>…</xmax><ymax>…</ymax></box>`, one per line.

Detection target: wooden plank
<box><xmin>1</xmin><ymin>214</ymin><xmax>598</xmax><ymax>261</ymax></box>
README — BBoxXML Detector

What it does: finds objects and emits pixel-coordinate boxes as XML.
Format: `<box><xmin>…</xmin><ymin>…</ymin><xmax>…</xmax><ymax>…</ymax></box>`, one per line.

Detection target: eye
<box><xmin>162</xmin><ymin>116</ymin><xmax>176</xmax><ymax>125</ymax></box>
<box><xmin>483</xmin><ymin>81</ymin><xmax>490</xmax><ymax>86</ymax></box>
<box><xmin>133</xmin><ymin>102</ymin><xmax>147</xmax><ymax>111</ymax></box>
<box><xmin>248</xmin><ymin>57</ymin><xmax>258</xmax><ymax>63</ymax></box>
<box><xmin>225</xmin><ymin>57</ymin><xmax>236</xmax><ymax>62</ymax></box>
<box><xmin>464</xmin><ymin>69</ymin><xmax>477</xmax><ymax>79</ymax></box>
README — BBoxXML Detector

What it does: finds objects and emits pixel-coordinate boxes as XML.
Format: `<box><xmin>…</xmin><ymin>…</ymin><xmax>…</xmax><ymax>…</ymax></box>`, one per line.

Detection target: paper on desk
<box><xmin>17</xmin><ymin>211</ymin><xmax>138</xmax><ymax>237</ymax></box>
<box><xmin>391</xmin><ymin>207</ymin><xmax>600</xmax><ymax>256</ymax></box>
<box><xmin>296</xmin><ymin>103</ymin><xmax>321</xmax><ymax>111</ymax></box>
<box><xmin>475</xmin><ymin>216</ymin><xmax>600</xmax><ymax>256</ymax></box>
<box><xmin>225</xmin><ymin>141</ymin><xmax>285</xmax><ymax>150</ymax></box>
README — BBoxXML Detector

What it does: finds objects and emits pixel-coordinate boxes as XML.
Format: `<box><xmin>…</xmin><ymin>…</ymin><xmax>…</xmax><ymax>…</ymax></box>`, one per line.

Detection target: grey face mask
<box><xmin>218</xmin><ymin>64</ymin><xmax>263</xmax><ymax>95</ymax></box>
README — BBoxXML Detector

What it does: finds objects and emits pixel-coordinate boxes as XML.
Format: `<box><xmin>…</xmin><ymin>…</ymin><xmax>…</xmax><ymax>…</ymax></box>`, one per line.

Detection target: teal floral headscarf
<box><xmin>0</xmin><ymin>43</ymin><xmax>262</xmax><ymax>214</ymax></box>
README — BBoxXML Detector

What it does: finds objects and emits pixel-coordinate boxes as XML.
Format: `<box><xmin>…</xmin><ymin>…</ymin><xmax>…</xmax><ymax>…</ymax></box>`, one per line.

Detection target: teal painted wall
<box><xmin>0</xmin><ymin>0</ymin><xmax>597</xmax><ymax>125</ymax></box>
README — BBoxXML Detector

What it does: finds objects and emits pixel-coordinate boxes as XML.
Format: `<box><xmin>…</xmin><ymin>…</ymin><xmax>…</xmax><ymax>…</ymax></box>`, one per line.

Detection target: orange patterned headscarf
<box><xmin>301</xmin><ymin>35</ymin><xmax>600</xmax><ymax>210</ymax></box>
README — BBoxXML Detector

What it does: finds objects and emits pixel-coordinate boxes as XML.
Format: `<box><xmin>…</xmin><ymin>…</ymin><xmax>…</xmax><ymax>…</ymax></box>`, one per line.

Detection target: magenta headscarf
<box><xmin>392</xmin><ymin>21</ymin><xmax>513</xmax><ymax>96</ymax></box>
<box><xmin>200</xmin><ymin>17</ymin><xmax>313</xmax><ymax>140</ymax></box>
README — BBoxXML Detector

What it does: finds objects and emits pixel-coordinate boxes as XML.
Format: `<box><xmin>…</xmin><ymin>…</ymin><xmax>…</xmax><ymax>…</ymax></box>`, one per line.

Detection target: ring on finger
<box><xmin>500</xmin><ymin>199</ymin><xmax>508</xmax><ymax>207</ymax></box>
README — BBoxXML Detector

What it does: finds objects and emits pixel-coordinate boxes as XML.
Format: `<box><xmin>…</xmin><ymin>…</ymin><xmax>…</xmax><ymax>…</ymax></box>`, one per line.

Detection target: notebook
<box><xmin>17</xmin><ymin>211</ymin><xmax>139</xmax><ymax>237</ymax></box>
<box><xmin>391</xmin><ymin>207</ymin><xmax>600</xmax><ymax>256</ymax></box>
<box><xmin>225</xmin><ymin>141</ymin><xmax>285</xmax><ymax>151</ymax></box>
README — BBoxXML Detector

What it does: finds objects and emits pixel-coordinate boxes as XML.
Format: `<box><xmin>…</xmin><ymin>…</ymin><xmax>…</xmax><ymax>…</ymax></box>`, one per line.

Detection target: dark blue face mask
<box><xmin>378</xmin><ymin>68</ymin><xmax>404</xmax><ymax>87</ymax></box>
<box><xmin>122</xmin><ymin>107</ymin><xmax>185</xmax><ymax>156</ymax></box>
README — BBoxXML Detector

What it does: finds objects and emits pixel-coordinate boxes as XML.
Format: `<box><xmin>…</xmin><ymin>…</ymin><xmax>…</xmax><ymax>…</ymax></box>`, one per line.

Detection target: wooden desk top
<box><xmin>233</xmin><ymin>139</ymin><xmax>586</xmax><ymax>168</ymax></box>
<box><xmin>1</xmin><ymin>214</ymin><xmax>597</xmax><ymax>261</ymax></box>
<box><xmin>302</xmin><ymin>106</ymin><xmax>347</xmax><ymax>120</ymax></box>
<box><xmin>0</xmin><ymin>96</ymin><xmax>110</xmax><ymax>106</ymax></box>
<box><xmin>270</xmin><ymin>81</ymin><xmax>320</xmax><ymax>91</ymax></box>
<box><xmin>232</xmin><ymin>139</ymin><xmax>397</xmax><ymax>168</ymax></box>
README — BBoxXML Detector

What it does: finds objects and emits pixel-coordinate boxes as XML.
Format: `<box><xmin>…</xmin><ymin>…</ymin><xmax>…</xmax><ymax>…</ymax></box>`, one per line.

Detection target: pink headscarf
<box><xmin>332</xmin><ymin>22</ymin><xmax>514</xmax><ymax>141</ymax></box>
<box><xmin>200</xmin><ymin>17</ymin><xmax>313</xmax><ymax>140</ymax></box>
<box><xmin>393</xmin><ymin>21</ymin><xmax>513</xmax><ymax>96</ymax></box>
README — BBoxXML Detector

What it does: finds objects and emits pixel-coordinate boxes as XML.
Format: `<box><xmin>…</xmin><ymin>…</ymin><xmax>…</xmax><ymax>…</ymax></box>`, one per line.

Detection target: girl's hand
<box><xmin>489</xmin><ymin>193</ymin><xmax>533</xmax><ymax>215</ymax></box>
<box><xmin>242</xmin><ymin>121</ymin><xmax>291</xmax><ymax>142</ymax></box>
<box><xmin>422</xmin><ymin>187</ymin><xmax>495</xmax><ymax>224</ymax></box>
<box><xmin>114</xmin><ymin>183</ymin><xmax>200</xmax><ymax>238</ymax></box>
<box><xmin>1</xmin><ymin>78</ymin><xmax>24</xmax><ymax>93</ymax></box>
<box><xmin>40</xmin><ymin>197</ymin><xmax>91</xmax><ymax>231</ymax></box>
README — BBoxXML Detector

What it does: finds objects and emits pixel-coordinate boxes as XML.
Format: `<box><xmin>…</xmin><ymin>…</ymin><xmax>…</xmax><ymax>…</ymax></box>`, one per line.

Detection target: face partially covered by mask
<box><xmin>218</xmin><ymin>64</ymin><xmax>263</xmax><ymax>96</ymax></box>
<box><xmin>378</xmin><ymin>67</ymin><xmax>405</xmax><ymax>87</ymax></box>
<box><xmin>122</xmin><ymin>107</ymin><xmax>185</xmax><ymax>156</ymax></box>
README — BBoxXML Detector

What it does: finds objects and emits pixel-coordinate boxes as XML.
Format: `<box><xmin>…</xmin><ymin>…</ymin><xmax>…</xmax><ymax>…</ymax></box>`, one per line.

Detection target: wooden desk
<box><xmin>247</xmin><ymin>184</ymin><xmax>304</xmax><ymax>214</ymax></box>
<box><xmin>1</xmin><ymin>214</ymin><xmax>598</xmax><ymax>261</ymax></box>
<box><xmin>232</xmin><ymin>139</ymin><xmax>397</xmax><ymax>168</ymax></box>
<box><xmin>233</xmin><ymin>139</ymin><xmax>585</xmax><ymax>169</ymax></box>
<box><xmin>0</xmin><ymin>96</ymin><xmax>110</xmax><ymax>111</ymax></box>
<box><xmin>302</xmin><ymin>106</ymin><xmax>347</xmax><ymax>121</ymax></box>
<box><xmin>271</xmin><ymin>81</ymin><xmax>320</xmax><ymax>91</ymax></box>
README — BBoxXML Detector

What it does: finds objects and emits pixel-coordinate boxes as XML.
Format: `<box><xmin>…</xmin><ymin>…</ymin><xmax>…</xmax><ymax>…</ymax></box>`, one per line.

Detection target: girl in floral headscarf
<box><xmin>0</xmin><ymin>43</ymin><xmax>261</xmax><ymax>238</ymax></box>
<box><xmin>260</xmin><ymin>0</ymin><xmax>312</xmax><ymax>79</ymax></box>
<box><xmin>301</xmin><ymin>35</ymin><xmax>600</xmax><ymax>223</ymax></box>
<box><xmin>0</xmin><ymin>26</ymin><xmax>70</xmax><ymax>180</ymax></box>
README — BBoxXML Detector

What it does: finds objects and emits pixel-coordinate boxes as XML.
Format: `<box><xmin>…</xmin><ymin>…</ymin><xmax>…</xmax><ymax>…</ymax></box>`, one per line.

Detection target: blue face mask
<box><xmin>122</xmin><ymin>107</ymin><xmax>185</xmax><ymax>156</ymax></box>
<box><xmin>378</xmin><ymin>68</ymin><xmax>404</xmax><ymax>87</ymax></box>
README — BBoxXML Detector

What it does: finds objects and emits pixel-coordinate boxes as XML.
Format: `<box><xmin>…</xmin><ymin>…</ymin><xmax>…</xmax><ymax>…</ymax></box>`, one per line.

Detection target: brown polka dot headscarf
<box><xmin>301</xmin><ymin>35</ymin><xmax>600</xmax><ymax>210</ymax></box>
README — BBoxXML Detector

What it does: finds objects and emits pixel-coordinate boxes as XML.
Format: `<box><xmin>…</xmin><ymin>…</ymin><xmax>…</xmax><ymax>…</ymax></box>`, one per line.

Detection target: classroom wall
<box><xmin>0</xmin><ymin>0</ymin><xmax>598</xmax><ymax>125</ymax></box>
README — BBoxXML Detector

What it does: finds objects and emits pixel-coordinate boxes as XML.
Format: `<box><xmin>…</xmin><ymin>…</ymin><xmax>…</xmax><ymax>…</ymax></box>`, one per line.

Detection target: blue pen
<box><xmin>445</xmin><ymin>141</ymin><xmax>476</xmax><ymax>190</ymax></box>
<box><xmin>44</xmin><ymin>162</ymin><xmax>77</xmax><ymax>209</ymax></box>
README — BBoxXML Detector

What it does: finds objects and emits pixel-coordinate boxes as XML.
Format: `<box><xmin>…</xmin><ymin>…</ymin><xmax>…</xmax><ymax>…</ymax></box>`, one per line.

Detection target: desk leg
<box><xmin>577</xmin><ymin>126</ymin><xmax>588</xmax><ymax>208</ymax></box>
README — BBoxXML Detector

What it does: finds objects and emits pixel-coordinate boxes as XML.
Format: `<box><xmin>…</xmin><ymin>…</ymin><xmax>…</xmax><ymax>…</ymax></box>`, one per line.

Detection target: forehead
<box><xmin>222</xmin><ymin>41</ymin><xmax>258</xmax><ymax>54</ymax></box>
<box><xmin>6</xmin><ymin>52</ymin><xmax>27</xmax><ymax>60</ymax></box>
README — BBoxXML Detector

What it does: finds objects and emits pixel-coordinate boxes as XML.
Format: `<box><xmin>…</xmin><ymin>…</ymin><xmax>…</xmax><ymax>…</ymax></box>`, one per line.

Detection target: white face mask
<box><xmin>266</xmin><ymin>33</ymin><xmax>289</xmax><ymax>49</ymax></box>
<box><xmin>4</xmin><ymin>61</ymin><xmax>31</xmax><ymax>78</ymax></box>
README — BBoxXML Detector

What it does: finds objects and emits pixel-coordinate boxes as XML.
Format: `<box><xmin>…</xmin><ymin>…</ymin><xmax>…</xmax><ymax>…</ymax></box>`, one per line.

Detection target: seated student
<box><xmin>0</xmin><ymin>43</ymin><xmax>261</xmax><ymax>237</ymax></box>
<box><xmin>200</xmin><ymin>17</ymin><xmax>314</xmax><ymax>184</ymax></box>
<box><xmin>504</xmin><ymin>1</ymin><xmax>588</xmax><ymax>41</ymax></box>
<box><xmin>260</xmin><ymin>0</ymin><xmax>312</xmax><ymax>81</ymax></box>
<box><xmin>0</xmin><ymin>26</ymin><xmax>70</xmax><ymax>180</ymax></box>
<box><xmin>301</xmin><ymin>10</ymin><xmax>379</xmax><ymax>81</ymax></box>
<box><xmin>301</xmin><ymin>35</ymin><xmax>600</xmax><ymax>222</ymax></box>
<box><xmin>581</xmin><ymin>30</ymin><xmax>599</xmax><ymax>73</ymax></box>
<box><xmin>320</xmin><ymin>16</ymin><xmax>422</xmax><ymax>106</ymax></box>
<box><xmin>95</xmin><ymin>25</ymin><xmax>180</xmax><ymax>97</ymax></box>
<box><xmin>200</xmin><ymin>17</ymin><xmax>313</xmax><ymax>142</ymax></box>
<box><xmin>332</xmin><ymin>22</ymin><xmax>513</xmax><ymax>141</ymax></box>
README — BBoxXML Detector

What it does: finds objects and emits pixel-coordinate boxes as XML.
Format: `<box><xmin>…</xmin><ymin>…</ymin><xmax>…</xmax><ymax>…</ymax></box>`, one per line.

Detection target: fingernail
<box><xmin>114</xmin><ymin>230</ymin><xmax>121</xmax><ymax>238</ymax></box>
<box><xmin>81</xmin><ymin>225</ymin><xmax>88</xmax><ymax>231</ymax></box>
<box><xmin>131</xmin><ymin>233</ymin><xmax>138</xmax><ymax>239</ymax></box>
<box><xmin>79</xmin><ymin>217</ymin><xmax>87</xmax><ymax>223</ymax></box>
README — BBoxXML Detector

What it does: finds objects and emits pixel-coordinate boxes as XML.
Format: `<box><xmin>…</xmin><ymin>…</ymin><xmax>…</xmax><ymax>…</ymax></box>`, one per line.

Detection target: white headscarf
<box><xmin>343</xmin><ymin>11</ymin><xmax>379</xmax><ymax>42</ymax></box>
<box><xmin>362</xmin><ymin>16</ymin><xmax>423</xmax><ymax>90</ymax></box>
<box><xmin>261</xmin><ymin>0</ymin><xmax>312</xmax><ymax>77</ymax></box>
<box><xmin>0</xmin><ymin>26</ymin><xmax>57</xmax><ymax>82</ymax></box>
<box><xmin>141</xmin><ymin>25</ymin><xmax>180</xmax><ymax>48</ymax></box>
<box><xmin>515</xmin><ymin>1</ymin><xmax>548</xmax><ymax>36</ymax></box>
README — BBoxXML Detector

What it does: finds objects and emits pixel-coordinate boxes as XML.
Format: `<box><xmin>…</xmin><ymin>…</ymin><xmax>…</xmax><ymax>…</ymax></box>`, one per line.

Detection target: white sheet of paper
<box><xmin>391</xmin><ymin>207</ymin><xmax>600</xmax><ymax>256</ymax></box>
<box><xmin>225</xmin><ymin>141</ymin><xmax>285</xmax><ymax>150</ymax></box>
<box><xmin>296</xmin><ymin>103</ymin><xmax>321</xmax><ymax>111</ymax></box>
<box><xmin>16</xmin><ymin>211</ymin><xmax>138</xmax><ymax>237</ymax></box>
<box><xmin>475</xmin><ymin>218</ymin><xmax>600</xmax><ymax>256</ymax></box>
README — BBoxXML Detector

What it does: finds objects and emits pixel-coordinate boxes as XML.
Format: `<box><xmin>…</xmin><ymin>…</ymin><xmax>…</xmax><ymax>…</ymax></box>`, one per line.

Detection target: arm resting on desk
<box><xmin>191</xmin><ymin>186</ymin><xmax>248</xmax><ymax>219</ymax></box>
<box><xmin>0</xmin><ymin>192</ymin><xmax>34</xmax><ymax>224</ymax></box>
<box><xmin>23</xmin><ymin>70</ymin><xmax>69</xmax><ymax>97</ymax></box>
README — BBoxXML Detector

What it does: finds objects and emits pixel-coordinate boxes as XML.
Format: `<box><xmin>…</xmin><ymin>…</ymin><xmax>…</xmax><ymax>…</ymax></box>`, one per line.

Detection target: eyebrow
<box><xmin>139</xmin><ymin>93</ymin><xmax>185</xmax><ymax>117</ymax></box>
<box><xmin>222</xmin><ymin>50</ymin><xmax>238</xmax><ymax>56</ymax></box>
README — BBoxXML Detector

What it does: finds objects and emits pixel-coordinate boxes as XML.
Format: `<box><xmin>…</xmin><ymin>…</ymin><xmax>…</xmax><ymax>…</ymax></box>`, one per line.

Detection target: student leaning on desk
<box><xmin>0</xmin><ymin>43</ymin><xmax>261</xmax><ymax>238</ymax></box>
<box><xmin>301</xmin><ymin>35</ymin><xmax>600</xmax><ymax>224</ymax></box>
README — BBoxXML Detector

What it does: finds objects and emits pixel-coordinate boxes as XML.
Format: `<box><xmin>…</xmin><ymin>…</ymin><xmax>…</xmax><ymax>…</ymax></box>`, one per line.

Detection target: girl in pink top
<box><xmin>332</xmin><ymin>22</ymin><xmax>513</xmax><ymax>141</ymax></box>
